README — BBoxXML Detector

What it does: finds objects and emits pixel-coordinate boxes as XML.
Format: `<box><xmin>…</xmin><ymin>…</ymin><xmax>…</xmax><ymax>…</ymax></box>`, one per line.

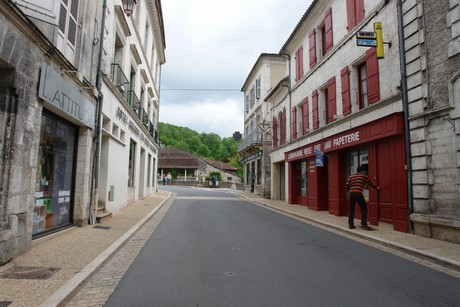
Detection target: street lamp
<box><xmin>122</xmin><ymin>0</ymin><xmax>137</xmax><ymax>17</ymax></box>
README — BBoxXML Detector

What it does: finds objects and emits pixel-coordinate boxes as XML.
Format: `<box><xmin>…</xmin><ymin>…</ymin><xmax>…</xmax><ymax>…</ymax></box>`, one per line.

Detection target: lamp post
<box><xmin>122</xmin><ymin>0</ymin><xmax>137</xmax><ymax>17</ymax></box>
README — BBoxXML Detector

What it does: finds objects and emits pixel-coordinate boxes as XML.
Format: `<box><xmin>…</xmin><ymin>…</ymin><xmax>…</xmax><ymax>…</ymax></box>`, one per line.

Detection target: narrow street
<box><xmin>69</xmin><ymin>187</ymin><xmax>459</xmax><ymax>306</ymax></box>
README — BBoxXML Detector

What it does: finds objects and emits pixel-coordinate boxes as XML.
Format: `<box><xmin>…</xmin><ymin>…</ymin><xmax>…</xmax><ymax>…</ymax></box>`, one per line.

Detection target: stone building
<box><xmin>0</xmin><ymin>0</ymin><xmax>165</xmax><ymax>265</ymax></box>
<box><xmin>240</xmin><ymin>0</ymin><xmax>410</xmax><ymax>232</ymax></box>
<box><xmin>239</xmin><ymin>54</ymin><xmax>287</xmax><ymax>198</ymax></box>
<box><xmin>0</xmin><ymin>0</ymin><xmax>99</xmax><ymax>264</ymax></box>
<box><xmin>402</xmin><ymin>0</ymin><xmax>460</xmax><ymax>242</ymax></box>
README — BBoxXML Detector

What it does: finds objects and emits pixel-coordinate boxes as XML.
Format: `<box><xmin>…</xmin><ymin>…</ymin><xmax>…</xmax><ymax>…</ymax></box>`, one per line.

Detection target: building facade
<box><xmin>265</xmin><ymin>0</ymin><xmax>409</xmax><ymax>232</ymax></box>
<box><xmin>402</xmin><ymin>0</ymin><xmax>460</xmax><ymax>242</ymax></box>
<box><xmin>97</xmin><ymin>0</ymin><xmax>165</xmax><ymax>214</ymax></box>
<box><xmin>0</xmin><ymin>0</ymin><xmax>165</xmax><ymax>265</ymax></box>
<box><xmin>239</xmin><ymin>54</ymin><xmax>287</xmax><ymax>198</ymax></box>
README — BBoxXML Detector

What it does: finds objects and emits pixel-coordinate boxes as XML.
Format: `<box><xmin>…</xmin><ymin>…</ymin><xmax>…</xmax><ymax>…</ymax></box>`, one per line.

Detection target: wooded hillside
<box><xmin>158</xmin><ymin>122</ymin><xmax>242</xmax><ymax>176</ymax></box>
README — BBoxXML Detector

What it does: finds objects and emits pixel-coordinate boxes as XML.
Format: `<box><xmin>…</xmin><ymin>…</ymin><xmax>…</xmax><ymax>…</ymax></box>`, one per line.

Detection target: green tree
<box><xmin>196</xmin><ymin>144</ymin><xmax>210</xmax><ymax>157</ymax></box>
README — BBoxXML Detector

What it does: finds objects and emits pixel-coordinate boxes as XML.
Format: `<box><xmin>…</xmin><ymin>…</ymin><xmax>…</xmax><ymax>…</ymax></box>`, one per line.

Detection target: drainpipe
<box><xmin>397</xmin><ymin>0</ymin><xmax>414</xmax><ymax>233</ymax></box>
<box><xmin>281</xmin><ymin>53</ymin><xmax>292</xmax><ymax>141</ymax></box>
<box><xmin>89</xmin><ymin>0</ymin><xmax>107</xmax><ymax>225</ymax></box>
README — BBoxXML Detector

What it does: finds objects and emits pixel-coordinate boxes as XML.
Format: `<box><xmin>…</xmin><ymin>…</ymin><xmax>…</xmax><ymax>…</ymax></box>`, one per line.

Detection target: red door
<box><xmin>377</xmin><ymin>137</ymin><xmax>408</xmax><ymax>231</ymax></box>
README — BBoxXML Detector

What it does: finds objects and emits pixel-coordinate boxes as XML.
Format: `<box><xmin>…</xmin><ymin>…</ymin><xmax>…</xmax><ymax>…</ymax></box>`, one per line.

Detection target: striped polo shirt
<box><xmin>346</xmin><ymin>173</ymin><xmax>377</xmax><ymax>193</ymax></box>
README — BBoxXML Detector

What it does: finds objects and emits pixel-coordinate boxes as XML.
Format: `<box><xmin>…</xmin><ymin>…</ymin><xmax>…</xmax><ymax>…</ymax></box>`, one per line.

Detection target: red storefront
<box><xmin>285</xmin><ymin>113</ymin><xmax>408</xmax><ymax>232</ymax></box>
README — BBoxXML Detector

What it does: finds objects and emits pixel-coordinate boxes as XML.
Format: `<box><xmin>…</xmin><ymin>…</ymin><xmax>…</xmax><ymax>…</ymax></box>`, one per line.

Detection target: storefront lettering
<box><xmin>324</xmin><ymin>140</ymin><xmax>332</xmax><ymax>150</ymax></box>
<box><xmin>39</xmin><ymin>63</ymin><xmax>96</xmax><ymax>129</ymax></box>
<box><xmin>129</xmin><ymin>120</ymin><xmax>140</xmax><ymax>137</ymax></box>
<box><xmin>332</xmin><ymin>131</ymin><xmax>360</xmax><ymax>147</ymax></box>
<box><xmin>288</xmin><ymin>150</ymin><xmax>303</xmax><ymax>160</ymax></box>
<box><xmin>304</xmin><ymin>147</ymin><xmax>312</xmax><ymax>155</ymax></box>
<box><xmin>116</xmin><ymin>107</ymin><xmax>128</xmax><ymax>125</ymax></box>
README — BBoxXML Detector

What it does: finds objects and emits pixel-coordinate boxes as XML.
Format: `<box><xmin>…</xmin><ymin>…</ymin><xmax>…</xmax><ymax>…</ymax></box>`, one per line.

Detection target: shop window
<box><xmin>128</xmin><ymin>139</ymin><xmax>137</xmax><ymax>187</ymax></box>
<box><xmin>345</xmin><ymin>147</ymin><xmax>369</xmax><ymax>201</ymax></box>
<box><xmin>34</xmin><ymin>112</ymin><xmax>76</xmax><ymax>235</ymax></box>
<box><xmin>295</xmin><ymin>45</ymin><xmax>304</xmax><ymax>82</ymax></box>
<box><xmin>346</xmin><ymin>0</ymin><xmax>365</xmax><ymax>31</ymax></box>
<box><xmin>295</xmin><ymin>161</ymin><xmax>308</xmax><ymax>197</ymax></box>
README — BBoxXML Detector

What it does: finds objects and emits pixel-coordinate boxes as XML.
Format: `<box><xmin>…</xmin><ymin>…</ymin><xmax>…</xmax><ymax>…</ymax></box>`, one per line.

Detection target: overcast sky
<box><xmin>159</xmin><ymin>0</ymin><xmax>313</xmax><ymax>138</ymax></box>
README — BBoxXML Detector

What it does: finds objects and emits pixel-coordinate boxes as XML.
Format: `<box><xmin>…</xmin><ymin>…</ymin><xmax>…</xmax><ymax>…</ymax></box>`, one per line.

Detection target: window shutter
<box><xmin>324</xmin><ymin>8</ymin><xmax>333</xmax><ymax>53</ymax></box>
<box><xmin>309</xmin><ymin>30</ymin><xmax>316</xmax><ymax>68</ymax></box>
<box><xmin>341</xmin><ymin>66</ymin><xmax>351</xmax><ymax>115</ymax></box>
<box><xmin>255</xmin><ymin>78</ymin><xmax>261</xmax><ymax>99</ymax></box>
<box><xmin>312</xmin><ymin>90</ymin><xmax>319</xmax><ymax>129</ymax></box>
<box><xmin>302</xmin><ymin>97</ymin><xmax>309</xmax><ymax>134</ymax></box>
<box><xmin>281</xmin><ymin>108</ymin><xmax>287</xmax><ymax>145</ymax></box>
<box><xmin>328</xmin><ymin>76</ymin><xmax>337</xmax><ymax>123</ymax></box>
<box><xmin>366</xmin><ymin>48</ymin><xmax>380</xmax><ymax>104</ymax></box>
<box><xmin>291</xmin><ymin>107</ymin><xmax>297</xmax><ymax>140</ymax></box>
<box><xmin>356</xmin><ymin>0</ymin><xmax>365</xmax><ymax>24</ymax></box>
<box><xmin>272</xmin><ymin>116</ymin><xmax>278</xmax><ymax>148</ymax></box>
<box><xmin>295</xmin><ymin>46</ymin><xmax>304</xmax><ymax>81</ymax></box>
<box><xmin>346</xmin><ymin>0</ymin><xmax>356</xmax><ymax>31</ymax></box>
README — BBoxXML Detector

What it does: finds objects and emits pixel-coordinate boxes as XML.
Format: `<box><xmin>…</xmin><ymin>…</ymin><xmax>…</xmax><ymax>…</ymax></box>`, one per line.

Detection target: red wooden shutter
<box><xmin>341</xmin><ymin>66</ymin><xmax>351</xmax><ymax>115</ymax></box>
<box><xmin>309</xmin><ymin>30</ymin><xmax>316</xmax><ymax>68</ymax></box>
<box><xmin>312</xmin><ymin>90</ymin><xmax>319</xmax><ymax>129</ymax></box>
<box><xmin>366</xmin><ymin>48</ymin><xmax>380</xmax><ymax>104</ymax></box>
<box><xmin>324</xmin><ymin>8</ymin><xmax>333</xmax><ymax>53</ymax></box>
<box><xmin>302</xmin><ymin>98</ymin><xmax>309</xmax><ymax>134</ymax></box>
<box><xmin>356</xmin><ymin>0</ymin><xmax>365</xmax><ymax>24</ymax></box>
<box><xmin>295</xmin><ymin>45</ymin><xmax>304</xmax><ymax>81</ymax></box>
<box><xmin>291</xmin><ymin>106</ymin><xmax>297</xmax><ymax>140</ymax></box>
<box><xmin>281</xmin><ymin>108</ymin><xmax>287</xmax><ymax>144</ymax></box>
<box><xmin>328</xmin><ymin>76</ymin><xmax>337</xmax><ymax>123</ymax></box>
<box><xmin>272</xmin><ymin>116</ymin><xmax>278</xmax><ymax>148</ymax></box>
<box><xmin>346</xmin><ymin>0</ymin><xmax>356</xmax><ymax>31</ymax></box>
<box><xmin>347</xmin><ymin>0</ymin><xmax>365</xmax><ymax>31</ymax></box>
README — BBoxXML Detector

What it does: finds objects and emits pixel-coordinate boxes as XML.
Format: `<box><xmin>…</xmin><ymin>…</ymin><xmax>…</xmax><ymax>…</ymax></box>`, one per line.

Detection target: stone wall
<box><xmin>0</xmin><ymin>9</ymin><xmax>45</xmax><ymax>264</ymax></box>
<box><xmin>405</xmin><ymin>0</ymin><xmax>460</xmax><ymax>243</ymax></box>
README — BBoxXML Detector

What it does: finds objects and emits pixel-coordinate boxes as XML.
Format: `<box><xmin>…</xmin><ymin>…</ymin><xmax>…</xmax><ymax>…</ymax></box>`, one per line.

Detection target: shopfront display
<box><xmin>285</xmin><ymin>114</ymin><xmax>408</xmax><ymax>232</ymax></box>
<box><xmin>34</xmin><ymin>112</ymin><xmax>76</xmax><ymax>235</ymax></box>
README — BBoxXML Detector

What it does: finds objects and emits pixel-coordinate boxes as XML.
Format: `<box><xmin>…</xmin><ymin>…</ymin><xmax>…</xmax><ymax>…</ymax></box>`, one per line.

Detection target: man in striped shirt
<box><xmin>346</xmin><ymin>166</ymin><xmax>380</xmax><ymax>230</ymax></box>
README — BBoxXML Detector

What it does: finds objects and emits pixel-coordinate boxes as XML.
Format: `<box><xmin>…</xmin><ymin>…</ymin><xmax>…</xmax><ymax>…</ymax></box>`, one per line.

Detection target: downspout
<box><xmin>281</xmin><ymin>53</ymin><xmax>292</xmax><ymax>142</ymax></box>
<box><xmin>397</xmin><ymin>0</ymin><xmax>414</xmax><ymax>233</ymax></box>
<box><xmin>89</xmin><ymin>0</ymin><xmax>107</xmax><ymax>225</ymax></box>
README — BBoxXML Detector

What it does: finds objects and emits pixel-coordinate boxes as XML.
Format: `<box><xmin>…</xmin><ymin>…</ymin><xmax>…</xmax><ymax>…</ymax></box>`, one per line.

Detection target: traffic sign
<box><xmin>356</xmin><ymin>38</ymin><xmax>377</xmax><ymax>47</ymax></box>
<box><xmin>356</xmin><ymin>31</ymin><xmax>376</xmax><ymax>39</ymax></box>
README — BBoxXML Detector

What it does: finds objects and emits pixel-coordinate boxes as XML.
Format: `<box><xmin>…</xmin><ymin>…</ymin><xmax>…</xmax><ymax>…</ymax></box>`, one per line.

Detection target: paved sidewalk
<box><xmin>0</xmin><ymin>188</ymin><xmax>459</xmax><ymax>307</ymax></box>
<box><xmin>0</xmin><ymin>190</ymin><xmax>171</xmax><ymax>307</ymax></box>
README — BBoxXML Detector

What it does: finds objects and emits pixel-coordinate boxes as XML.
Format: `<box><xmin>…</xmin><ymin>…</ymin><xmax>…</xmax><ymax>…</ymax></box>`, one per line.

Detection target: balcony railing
<box><xmin>110</xmin><ymin>63</ymin><xmax>129</xmax><ymax>96</ymax></box>
<box><xmin>133</xmin><ymin>107</ymin><xmax>149</xmax><ymax>129</ymax></box>
<box><xmin>238</xmin><ymin>130</ymin><xmax>263</xmax><ymax>152</ymax></box>
<box><xmin>127</xmin><ymin>90</ymin><xmax>141</xmax><ymax>109</ymax></box>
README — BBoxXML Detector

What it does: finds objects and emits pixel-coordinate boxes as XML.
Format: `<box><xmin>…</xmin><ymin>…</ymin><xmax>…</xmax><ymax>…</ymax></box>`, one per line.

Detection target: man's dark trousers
<box><xmin>349</xmin><ymin>192</ymin><xmax>368</xmax><ymax>226</ymax></box>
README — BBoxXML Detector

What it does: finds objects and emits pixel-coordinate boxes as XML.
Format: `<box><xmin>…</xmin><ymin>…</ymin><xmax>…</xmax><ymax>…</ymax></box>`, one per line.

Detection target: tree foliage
<box><xmin>158</xmin><ymin>123</ymin><xmax>242</xmax><ymax>177</ymax></box>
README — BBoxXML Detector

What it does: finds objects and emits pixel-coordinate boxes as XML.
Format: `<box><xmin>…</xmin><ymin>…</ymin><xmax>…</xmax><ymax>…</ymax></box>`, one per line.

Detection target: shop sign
<box><xmin>39</xmin><ymin>63</ymin><xmax>95</xmax><ymax>129</ymax></box>
<box><xmin>286</xmin><ymin>131</ymin><xmax>361</xmax><ymax>162</ymax></box>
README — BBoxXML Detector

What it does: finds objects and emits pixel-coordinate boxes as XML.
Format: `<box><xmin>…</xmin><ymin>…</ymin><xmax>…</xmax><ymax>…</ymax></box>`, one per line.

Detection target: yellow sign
<box><xmin>374</xmin><ymin>22</ymin><xmax>384</xmax><ymax>59</ymax></box>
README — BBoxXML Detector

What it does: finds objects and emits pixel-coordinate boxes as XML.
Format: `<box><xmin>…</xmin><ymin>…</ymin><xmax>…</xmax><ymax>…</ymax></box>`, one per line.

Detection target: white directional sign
<box><xmin>356</xmin><ymin>31</ymin><xmax>376</xmax><ymax>39</ymax></box>
<box><xmin>356</xmin><ymin>38</ymin><xmax>377</xmax><ymax>47</ymax></box>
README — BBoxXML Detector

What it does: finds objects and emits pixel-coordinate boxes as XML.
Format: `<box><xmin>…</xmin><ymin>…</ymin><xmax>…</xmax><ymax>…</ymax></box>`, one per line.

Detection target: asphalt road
<box><xmin>105</xmin><ymin>186</ymin><xmax>460</xmax><ymax>306</ymax></box>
